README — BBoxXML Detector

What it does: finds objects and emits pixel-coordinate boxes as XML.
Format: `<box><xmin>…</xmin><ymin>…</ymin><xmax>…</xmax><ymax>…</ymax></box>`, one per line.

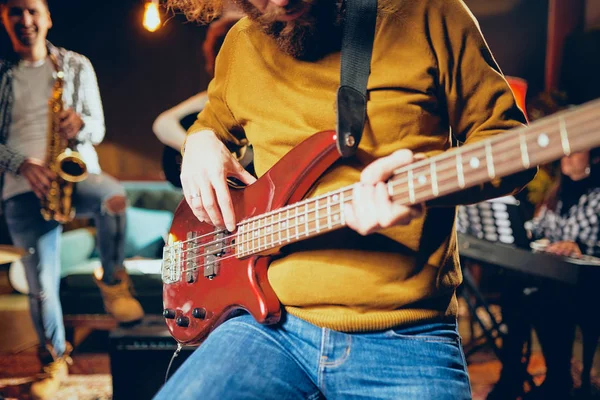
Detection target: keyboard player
<box><xmin>488</xmin><ymin>147</ymin><xmax>600</xmax><ymax>400</ymax></box>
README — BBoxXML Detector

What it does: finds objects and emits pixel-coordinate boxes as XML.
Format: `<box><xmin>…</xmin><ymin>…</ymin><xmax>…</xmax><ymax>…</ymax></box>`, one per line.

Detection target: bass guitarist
<box><xmin>156</xmin><ymin>0</ymin><xmax>537</xmax><ymax>398</ymax></box>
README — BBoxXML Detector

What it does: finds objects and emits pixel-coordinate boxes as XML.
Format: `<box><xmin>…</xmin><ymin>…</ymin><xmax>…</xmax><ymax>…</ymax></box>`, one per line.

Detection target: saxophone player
<box><xmin>0</xmin><ymin>1</ymin><xmax>143</xmax><ymax>398</ymax></box>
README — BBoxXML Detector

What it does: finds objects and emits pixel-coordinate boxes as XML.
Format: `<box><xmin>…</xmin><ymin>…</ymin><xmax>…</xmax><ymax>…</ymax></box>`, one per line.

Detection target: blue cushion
<box><xmin>124</xmin><ymin>207</ymin><xmax>173</xmax><ymax>258</ymax></box>
<box><xmin>60</xmin><ymin>228</ymin><xmax>96</xmax><ymax>273</ymax></box>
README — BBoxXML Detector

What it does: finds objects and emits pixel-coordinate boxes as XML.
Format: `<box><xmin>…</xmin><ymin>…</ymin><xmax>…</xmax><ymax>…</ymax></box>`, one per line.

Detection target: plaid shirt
<box><xmin>530</xmin><ymin>187</ymin><xmax>600</xmax><ymax>257</ymax></box>
<box><xmin>0</xmin><ymin>42</ymin><xmax>105</xmax><ymax>186</ymax></box>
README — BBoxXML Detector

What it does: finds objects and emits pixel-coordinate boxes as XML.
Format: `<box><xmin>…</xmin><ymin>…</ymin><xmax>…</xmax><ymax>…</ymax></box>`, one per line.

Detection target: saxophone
<box><xmin>40</xmin><ymin>55</ymin><xmax>88</xmax><ymax>223</ymax></box>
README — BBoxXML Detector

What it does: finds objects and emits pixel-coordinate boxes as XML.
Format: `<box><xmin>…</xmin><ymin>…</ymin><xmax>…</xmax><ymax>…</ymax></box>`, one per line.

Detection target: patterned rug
<box><xmin>0</xmin><ymin>350</ymin><xmax>112</xmax><ymax>400</ymax></box>
<box><xmin>0</xmin><ymin>351</ymin><xmax>110</xmax><ymax>378</ymax></box>
<box><xmin>0</xmin><ymin>374</ymin><xmax>112</xmax><ymax>400</ymax></box>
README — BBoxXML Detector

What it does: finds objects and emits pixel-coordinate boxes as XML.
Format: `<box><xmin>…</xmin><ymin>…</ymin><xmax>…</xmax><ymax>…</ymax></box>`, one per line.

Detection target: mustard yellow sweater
<box><xmin>188</xmin><ymin>0</ymin><xmax>534</xmax><ymax>332</ymax></box>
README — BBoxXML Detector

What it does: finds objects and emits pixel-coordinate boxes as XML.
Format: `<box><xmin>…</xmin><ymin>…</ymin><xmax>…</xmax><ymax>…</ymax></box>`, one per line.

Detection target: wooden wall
<box><xmin>465</xmin><ymin>0</ymin><xmax>549</xmax><ymax>95</ymax></box>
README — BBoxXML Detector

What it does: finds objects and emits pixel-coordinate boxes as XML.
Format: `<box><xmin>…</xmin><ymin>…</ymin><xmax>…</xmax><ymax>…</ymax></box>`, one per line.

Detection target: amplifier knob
<box><xmin>176</xmin><ymin>316</ymin><xmax>190</xmax><ymax>327</ymax></box>
<box><xmin>192</xmin><ymin>308</ymin><xmax>207</xmax><ymax>319</ymax></box>
<box><xmin>163</xmin><ymin>309</ymin><xmax>176</xmax><ymax>319</ymax></box>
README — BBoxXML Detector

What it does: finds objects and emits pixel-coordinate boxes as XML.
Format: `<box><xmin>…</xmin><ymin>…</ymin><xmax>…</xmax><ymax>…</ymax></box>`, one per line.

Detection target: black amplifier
<box><xmin>109</xmin><ymin>316</ymin><xmax>196</xmax><ymax>400</ymax></box>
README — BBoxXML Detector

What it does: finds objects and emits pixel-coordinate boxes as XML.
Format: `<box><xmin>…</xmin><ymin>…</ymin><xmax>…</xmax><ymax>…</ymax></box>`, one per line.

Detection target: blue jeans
<box><xmin>3</xmin><ymin>173</ymin><xmax>126</xmax><ymax>357</ymax></box>
<box><xmin>154</xmin><ymin>313</ymin><xmax>472</xmax><ymax>400</ymax></box>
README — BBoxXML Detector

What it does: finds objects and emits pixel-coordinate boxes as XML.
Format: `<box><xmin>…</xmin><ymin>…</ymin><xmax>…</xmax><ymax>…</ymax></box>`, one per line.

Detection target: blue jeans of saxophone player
<box><xmin>3</xmin><ymin>172</ymin><xmax>136</xmax><ymax>357</ymax></box>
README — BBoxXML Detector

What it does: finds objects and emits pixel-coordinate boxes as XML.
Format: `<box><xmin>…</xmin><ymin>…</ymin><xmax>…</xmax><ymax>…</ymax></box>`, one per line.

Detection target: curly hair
<box><xmin>0</xmin><ymin>0</ymin><xmax>48</xmax><ymax>6</ymax></box>
<box><xmin>165</xmin><ymin>0</ymin><xmax>224</xmax><ymax>24</ymax></box>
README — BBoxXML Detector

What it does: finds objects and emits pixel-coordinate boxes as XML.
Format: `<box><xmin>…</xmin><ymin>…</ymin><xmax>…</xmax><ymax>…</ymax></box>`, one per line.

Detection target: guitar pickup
<box><xmin>203</xmin><ymin>231</ymin><xmax>227</xmax><ymax>279</ymax></box>
<box><xmin>185</xmin><ymin>231</ymin><xmax>200</xmax><ymax>283</ymax></box>
<box><xmin>204</xmin><ymin>254</ymin><xmax>218</xmax><ymax>279</ymax></box>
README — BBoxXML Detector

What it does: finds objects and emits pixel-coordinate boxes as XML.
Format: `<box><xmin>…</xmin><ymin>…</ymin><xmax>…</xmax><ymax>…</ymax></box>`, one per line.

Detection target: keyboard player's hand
<box><xmin>545</xmin><ymin>240</ymin><xmax>582</xmax><ymax>257</ymax></box>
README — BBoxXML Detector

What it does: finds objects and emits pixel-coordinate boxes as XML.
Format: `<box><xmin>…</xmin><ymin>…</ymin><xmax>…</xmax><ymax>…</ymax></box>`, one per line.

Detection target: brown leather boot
<box><xmin>30</xmin><ymin>343</ymin><xmax>73</xmax><ymax>400</ymax></box>
<box><xmin>94</xmin><ymin>268</ymin><xmax>145</xmax><ymax>324</ymax></box>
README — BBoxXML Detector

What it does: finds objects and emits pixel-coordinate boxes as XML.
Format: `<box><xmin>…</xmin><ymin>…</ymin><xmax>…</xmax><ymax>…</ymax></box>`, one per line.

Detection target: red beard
<box><xmin>235</xmin><ymin>0</ymin><xmax>344</xmax><ymax>61</ymax></box>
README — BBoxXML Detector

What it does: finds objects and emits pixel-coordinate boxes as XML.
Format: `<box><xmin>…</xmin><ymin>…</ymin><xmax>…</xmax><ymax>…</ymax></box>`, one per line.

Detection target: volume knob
<box><xmin>163</xmin><ymin>309</ymin><xmax>176</xmax><ymax>319</ymax></box>
<box><xmin>192</xmin><ymin>308</ymin><xmax>207</xmax><ymax>319</ymax></box>
<box><xmin>176</xmin><ymin>316</ymin><xmax>190</xmax><ymax>327</ymax></box>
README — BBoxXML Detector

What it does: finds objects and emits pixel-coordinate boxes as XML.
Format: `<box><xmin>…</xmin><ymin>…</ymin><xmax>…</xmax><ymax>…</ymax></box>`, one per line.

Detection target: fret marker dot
<box><xmin>282</xmin><ymin>222</ymin><xmax>287</xmax><ymax>228</ymax></box>
<box><xmin>418</xmin><ymin>175</ymin><xmax>427</xmax><ymax>185</ymax></box>
<box><xmin>267</xmin><ymin>227</ymin><xmax>271</xmax><ymax>232</ymax></box>
<box><xmin>538</xmin><ymin>133</ymin><xmax>549</xmax><ymax>148</ymax></box>
<box><xmin>333</xmin><ymin>195</ymin><xmax>339</xmax><ymax>201</ymax></box>
<box><xmin>469</xmin><ymin>157</ymin><xmax>480</xmax><ymax>169</ymax></box>
<box><xmin>299</xmin><ymin>216</ymin><xmax>305</xmax><ymax>222</ymax></box>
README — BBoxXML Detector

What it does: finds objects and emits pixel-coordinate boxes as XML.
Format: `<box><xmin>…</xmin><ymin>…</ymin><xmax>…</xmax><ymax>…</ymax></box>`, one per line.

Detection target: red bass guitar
<box><xmin>162</xmin><ymin>99</ymin><xmax>600</xmax><ymax>345</ymax></box>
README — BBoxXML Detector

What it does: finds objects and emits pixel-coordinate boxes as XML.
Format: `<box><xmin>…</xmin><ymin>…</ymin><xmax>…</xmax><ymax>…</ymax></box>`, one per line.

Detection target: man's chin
<box><xmin>244</xmin><ymin>0</ymin><xmax>342</xmax><ymax>61</ymax></box>
<box><xmin>17</xmin><ymin>34</ymin><xmax>37</xmax><ymax>47</ymax></box>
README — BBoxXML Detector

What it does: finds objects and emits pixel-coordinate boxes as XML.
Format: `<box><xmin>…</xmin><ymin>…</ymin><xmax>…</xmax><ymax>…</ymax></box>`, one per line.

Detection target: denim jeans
<box><xmin>3</xmin><ymin>173</ymin><xmax>126</xmax><ymax>357</ymax></box>
<box><xmin>154</xmin><ymin>313</ymin><xmax>472</xmax><ymax>400</ymax></box>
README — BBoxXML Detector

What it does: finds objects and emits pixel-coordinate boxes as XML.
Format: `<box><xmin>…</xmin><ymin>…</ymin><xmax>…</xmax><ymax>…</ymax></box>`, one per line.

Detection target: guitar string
<box><xmin>168</xmin><ymin>103</ymin><xmax>594</xmax><ymax>253</ymax></box>
<box><xmin>166</xmin><ymin>116</ymin><xmax>594</xmax><ymax>263</ymax></box>
<box><xmin>164</xmin><ymin>109</ymin><xmax>600</xmax><ymax>269</ymax></box>
<box><xmin>170</xmin><ymin>120</ymin><xmax>600</xmax><ymax>276</ymax></box>
<box><xmin>165</xmin><ymin>187</ymin><xmax>354</xmax><ymax>270</ymax></box>
<box><xmin>166</xmin><ymin>128</ymin><xmax>519</xmax><ymax>253</ymax></box>
<box><xmin>165</xmin><ymin>105</ymin><xmax>596</xmax><ymax>254</ymax></box>
<box><xmin>164</xmin><ymin>115</ymin><xmax>533</xmax><ymax>250</ymax></box>
<box><xmin>166</xmin><ymin>136</ymin><xmax>512</xmax><ymax>264</ymax></box>
<box><xmin>167</xmin><ymin>139</ymin><xmax>597</xmax><ymax>273</ymax></box>
<box><xmin>169</xmin><ymin>145</ymin><xmax>567</xmax><ymax>275</ymax></box>
<box><xmin>172</xmin><ymin>142</ymin><xmax>536</xmax><ymax>270</ymax></box>
<box><xmin>166</xmin><ymin>116</ymin><xmax>600</xmax><ymax>273</ymax></box>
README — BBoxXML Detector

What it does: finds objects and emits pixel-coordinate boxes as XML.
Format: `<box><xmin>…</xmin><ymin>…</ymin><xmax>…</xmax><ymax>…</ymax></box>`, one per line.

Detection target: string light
<box><xmin>143</xmin><ymin>0</ymin><xmax>161</xmax><ymax>32</ymax></box>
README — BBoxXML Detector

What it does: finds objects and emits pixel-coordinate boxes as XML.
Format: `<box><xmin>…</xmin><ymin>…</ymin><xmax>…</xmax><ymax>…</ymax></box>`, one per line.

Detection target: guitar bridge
<box><xmin>161</xmin><ymin>241</ymin><xmax>182</xmax><ymax>284</ymax></box>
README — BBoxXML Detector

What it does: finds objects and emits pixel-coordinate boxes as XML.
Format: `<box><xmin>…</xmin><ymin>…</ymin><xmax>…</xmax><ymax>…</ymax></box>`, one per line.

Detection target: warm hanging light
<box><xmin>143</xmin><ymin>0</ymin><xmax>161</xmax><ymax>32</ymax></box>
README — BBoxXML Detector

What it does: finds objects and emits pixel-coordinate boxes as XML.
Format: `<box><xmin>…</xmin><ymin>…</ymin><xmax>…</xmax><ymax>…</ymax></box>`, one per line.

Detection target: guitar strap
<box><xmin>336</xmin><ymin>0</ymin><xmax>378</xmax><ymax>158</ymax></box>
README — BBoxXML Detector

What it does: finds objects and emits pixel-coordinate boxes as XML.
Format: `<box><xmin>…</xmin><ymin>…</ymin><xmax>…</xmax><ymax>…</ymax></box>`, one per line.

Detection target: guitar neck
<box><xmin>235</xmin><ymin>99</ymin><xmax>600</xmax><ymax>258</ymax></box>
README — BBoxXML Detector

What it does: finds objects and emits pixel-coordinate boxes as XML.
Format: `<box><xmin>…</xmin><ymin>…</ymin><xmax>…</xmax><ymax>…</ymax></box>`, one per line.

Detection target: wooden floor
<box><xmin>0</xmin><ymin>292</ymin><xmax>598</xmax><ymax>399</ymax></box>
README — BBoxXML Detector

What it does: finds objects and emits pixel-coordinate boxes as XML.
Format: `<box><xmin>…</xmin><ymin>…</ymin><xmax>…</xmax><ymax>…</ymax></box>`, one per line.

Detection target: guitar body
<box><xmin>163</xmin><ymin>130</ymin><xmax>340</xmax><ymax>345</ymax></box>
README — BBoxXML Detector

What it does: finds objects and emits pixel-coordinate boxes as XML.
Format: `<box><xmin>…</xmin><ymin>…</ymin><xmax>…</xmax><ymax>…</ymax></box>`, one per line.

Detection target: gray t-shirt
<box><xmin>3</xmin><ymin>58</ymin><xmax>54</xmax><ymax>200</ymax></box>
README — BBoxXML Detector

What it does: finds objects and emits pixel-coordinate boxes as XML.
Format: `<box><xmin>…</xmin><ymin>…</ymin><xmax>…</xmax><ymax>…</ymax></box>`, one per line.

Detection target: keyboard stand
<box><xmin>459</xmin><ymin>261</ymin><xmax>505</xmax><ymax>359</ymax></box>
<box><xmin>459</xmin><ymin>257</ymin><xmax>537</xmax><ymax>393</ymax></box>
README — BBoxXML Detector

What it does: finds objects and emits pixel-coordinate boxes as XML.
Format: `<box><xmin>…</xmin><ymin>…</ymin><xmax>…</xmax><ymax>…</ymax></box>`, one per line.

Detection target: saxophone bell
<box><xmin>56</xmin><ymin>149</ymin><xmax>88</xmax><ymax>183</ymax></box>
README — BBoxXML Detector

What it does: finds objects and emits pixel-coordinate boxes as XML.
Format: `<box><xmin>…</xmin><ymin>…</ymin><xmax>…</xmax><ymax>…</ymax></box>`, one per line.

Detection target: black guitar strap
<box><xmin>336</xmin><ymin>0</ymin><xmax>378</xmax><ymax>157</ymax></box>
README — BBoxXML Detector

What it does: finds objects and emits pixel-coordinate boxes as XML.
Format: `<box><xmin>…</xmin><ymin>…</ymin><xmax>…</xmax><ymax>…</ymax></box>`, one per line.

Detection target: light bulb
<box><xmin>143</xmin><ymin>1</ymin><xmax>161</xmax><ymax>32</ymax></box>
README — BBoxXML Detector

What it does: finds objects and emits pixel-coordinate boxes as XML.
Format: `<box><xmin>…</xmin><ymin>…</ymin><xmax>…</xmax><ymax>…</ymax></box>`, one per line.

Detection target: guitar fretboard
<box><xmin>235</xmin><ymin>99</ymin><xmax>600</xmax><ymax>257</ymax></box>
